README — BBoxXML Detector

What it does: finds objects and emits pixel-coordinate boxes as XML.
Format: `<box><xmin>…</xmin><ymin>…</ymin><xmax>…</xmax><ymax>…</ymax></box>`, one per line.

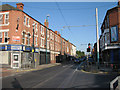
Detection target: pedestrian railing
<box><xmin>110</xmin><ymin>76</ymin><xmax>120</xmax><ymax>90</ymax></box>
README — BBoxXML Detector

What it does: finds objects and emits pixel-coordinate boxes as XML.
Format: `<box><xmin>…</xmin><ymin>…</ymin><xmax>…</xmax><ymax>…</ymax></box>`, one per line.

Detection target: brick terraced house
<box><xmin>100</xmin><ymin>1</ymin><xmax>120</xmax><ymax>69</ymax></box>
<box><xmin>0</xmin><ymin>3</ymin><xmax>76</xmax><ymax>68</ymax></box>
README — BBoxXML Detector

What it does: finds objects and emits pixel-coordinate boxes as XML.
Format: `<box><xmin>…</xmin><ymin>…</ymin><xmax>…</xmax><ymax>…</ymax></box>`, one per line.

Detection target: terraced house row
<box><xmin>0</xmin><ymin>3</ymin><xmax>76</xmax><ymax>68</ymax></box>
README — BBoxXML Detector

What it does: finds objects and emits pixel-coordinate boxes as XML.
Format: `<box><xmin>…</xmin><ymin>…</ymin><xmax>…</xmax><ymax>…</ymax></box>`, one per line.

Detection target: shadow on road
<box><xmin>11</xmin><ymin>78</ymin><xmax>22</xmax><ymax>88</ymax></box>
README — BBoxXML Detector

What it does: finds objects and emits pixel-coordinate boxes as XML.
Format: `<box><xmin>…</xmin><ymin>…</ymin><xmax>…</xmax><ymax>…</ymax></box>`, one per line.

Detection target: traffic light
<box><xmin>87</xmin><ymin>43</ymin><xmax>91</xmax><ymax>52</ymax></box>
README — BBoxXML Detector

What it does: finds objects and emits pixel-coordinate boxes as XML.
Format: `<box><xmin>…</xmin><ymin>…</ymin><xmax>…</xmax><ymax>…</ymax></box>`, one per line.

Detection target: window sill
<box><xmin>0</xmin><ymin>23</ymin><xmax>9</xmax><ymax>26</ymax></box>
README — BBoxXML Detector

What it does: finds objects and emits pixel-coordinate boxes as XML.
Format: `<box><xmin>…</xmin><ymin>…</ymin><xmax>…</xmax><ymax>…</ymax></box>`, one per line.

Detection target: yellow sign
<box><xmin>35</xmin><ymin>59</ymin><xmax>36</xmax><ymax>62</ymax></box>
<box><xmin>32</xmin><ymin>49</ymin><xmax>34</xmax><ymax>52</ymax></box>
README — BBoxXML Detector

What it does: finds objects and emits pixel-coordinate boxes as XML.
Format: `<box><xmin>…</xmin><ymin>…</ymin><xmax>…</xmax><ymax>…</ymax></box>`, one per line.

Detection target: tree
<box><xmin>76</xmin><ymin>50</ymin><xmax>85</xmax><ymax>58</ymax></box>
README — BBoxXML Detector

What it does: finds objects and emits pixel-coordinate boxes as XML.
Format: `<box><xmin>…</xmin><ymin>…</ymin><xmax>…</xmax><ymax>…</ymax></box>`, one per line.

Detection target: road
<box><xmin>2</xmin><ymin>62</ymin><xmax>119</xmax><ymax>89</ymax></box>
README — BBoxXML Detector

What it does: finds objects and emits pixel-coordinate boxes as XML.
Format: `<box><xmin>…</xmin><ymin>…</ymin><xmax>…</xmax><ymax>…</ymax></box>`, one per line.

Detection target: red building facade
<box><xmin>0</xmin><ymin>3</ymin><xmax>76</xmax><ymax>68</ymax></box>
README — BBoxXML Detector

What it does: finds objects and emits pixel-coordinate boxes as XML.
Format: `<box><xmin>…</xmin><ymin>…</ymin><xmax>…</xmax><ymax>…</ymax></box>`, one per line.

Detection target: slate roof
<box><xmin>0</xmin><ymin>4</ymin><xmax>22</xmax><ymax>11</ymax></box>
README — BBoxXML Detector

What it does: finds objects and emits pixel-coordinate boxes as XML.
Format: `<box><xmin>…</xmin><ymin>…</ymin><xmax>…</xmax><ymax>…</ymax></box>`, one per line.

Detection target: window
<box><xmin>36</xmin><ymin>23</ymin><xmax>37</xmax><ymax>30</ymax></box>
<box><xmin>41</xmin><ymin>26</ymin><xmax>44</xmax><ymax>35</ymax></box>
<box><xmin>5</xmin><ymin>14</ymin><xmax>9</xmax><ymax>24</ymax></box>
<box><xmin>27</xmin><ymin>18</ymin><xmax>29</xmax><ymax>26</ymax></box>
<box><xmin>47</xmin><ymin>30</ymin><xmax>49</xmax><ymax>38</ymax></box>
<box><xmin>4</xmin><ymin>32</ymin><xmax>8</xmax><ymax>43</ymax></box>
<box><xmin>24</xmin><ymin>16</ymin><xmax>26</xmax><ymax>25</ymax></box>
<box><xmin>40</xmin><ymin>38</ymin><xmax>42</xmax><ymax>47</ymax></box>
<box><xmin>27</xmin><ymin>33</ymin><xmax>30</xmax><ymax>45</ymax></box>
<box><xmin>22</xmin><ymin>32</ymin><xmax>25</xmax><ymax>44</ymax></box>
<box><xmin>0</xmin><ymin>32</ymin><xmax>2</xmax><ymax>43</ymax></box>
<box><xmin>107</xmin><ymin>15</ymin><xmax>109</xmax><ymax>27</ymax></box>
<box><xmin>47</xmin><ymin>42</ymin><xmax>49</xmax><ymax>49</ymax></box>
<box><xmin>43</xmin><ymin>39</ymin><xmax>44</xmax><ymax>46</ymax></box>
<box><xmin>0</xmin><ymin>14</ymin><xmax>3</xmax><ymax>24</ymax></box>
<box><xmin>35</xmin><ymin>37</ymin><xmax>37</xmax><ymax>46</ymax></box>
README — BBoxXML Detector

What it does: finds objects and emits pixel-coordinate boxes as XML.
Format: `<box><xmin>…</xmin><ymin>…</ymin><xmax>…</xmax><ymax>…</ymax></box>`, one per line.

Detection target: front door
<box><xmin>12</xmin><ymin>54</ymin><xmax>20</xmax><ymax>68</ymax></box>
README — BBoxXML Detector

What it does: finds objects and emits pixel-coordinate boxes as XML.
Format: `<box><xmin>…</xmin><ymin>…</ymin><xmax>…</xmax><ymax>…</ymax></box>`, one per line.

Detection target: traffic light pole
<box><xmin>96</xmin><ymin>8</ymin><xmax>99</xmax><ymax>69</ymax></box>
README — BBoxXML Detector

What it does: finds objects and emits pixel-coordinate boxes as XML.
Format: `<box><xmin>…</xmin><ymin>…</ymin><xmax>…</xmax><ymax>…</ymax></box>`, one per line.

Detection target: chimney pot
<box><xmin>16</xmin><ymin>3</ymin><xmax>24</xmax><ymax>11</ymax></box>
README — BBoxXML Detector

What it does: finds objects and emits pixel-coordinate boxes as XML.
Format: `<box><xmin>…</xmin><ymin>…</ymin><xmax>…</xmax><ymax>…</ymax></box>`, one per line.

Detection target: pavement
<box><xmin>0</xmin><ymin>63</ymin><xmax>61</xmax><ymax>78</ymax></box>
<box><xmin>79</xmin><ymin>61</ymin><xmax>120</xmax><ymax>75</ymax></box>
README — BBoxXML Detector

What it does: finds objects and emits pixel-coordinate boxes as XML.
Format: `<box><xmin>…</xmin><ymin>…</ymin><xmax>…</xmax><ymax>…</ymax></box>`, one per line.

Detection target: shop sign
<box><xmin>11</xmin><ymin>45</ymin><xmax>22</xmax><ymax>51</ymax></box>
<box><xmin>0</xmin><ymin>45</ymin><xmax>6</xmax><ymax>51</ymax></box>
<box><xmin>25</xmin><ymin>46</ymin><xmax>31</xmax><ymax>51</ymax></box>
<box><xmin>7</xmin><ymin>45</ymin><xmax>22</xmax><ymax>51</ymax></box>
<box><xmin>12</xmin><ymin>36</ymin><xmax>20</xmax><ymax>41</ymax></box>
<box><xmin>35</xmin><ymin>48</ymin><xmax>39</xmax><ymax>52</ymax></box>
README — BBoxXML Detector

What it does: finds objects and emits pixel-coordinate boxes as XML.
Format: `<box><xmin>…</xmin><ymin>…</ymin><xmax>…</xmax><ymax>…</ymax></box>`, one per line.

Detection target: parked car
<box><xmin>74</xmin><ymin>58</ymin><xmax>80</xmax><ymax>63</ymax></box>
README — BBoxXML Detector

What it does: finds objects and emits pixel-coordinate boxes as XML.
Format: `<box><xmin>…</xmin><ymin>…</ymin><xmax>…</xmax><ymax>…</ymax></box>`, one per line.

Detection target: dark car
<box><xmin>74</xmin><ymin>58</ymin><xmax>80</xmax><ymax>63</ymax></box>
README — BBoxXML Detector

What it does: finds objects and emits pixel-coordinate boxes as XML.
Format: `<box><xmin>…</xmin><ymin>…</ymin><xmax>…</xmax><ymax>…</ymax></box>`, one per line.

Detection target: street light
<box><xmin>46</xmin><ymin>14</ymin><xmax>50</xmax><ymax>64</ymax></box>
<box><xmin>32</xmin><ymin>23</ymin><xmax>35</xmax><ymax>68</ymax></box>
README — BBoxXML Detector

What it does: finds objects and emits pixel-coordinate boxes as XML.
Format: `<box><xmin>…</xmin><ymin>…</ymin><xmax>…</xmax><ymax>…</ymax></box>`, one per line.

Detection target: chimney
<box><xmin>44</xmin><ymin>19</ymin><xmax>49</xmax><ymax>28</ymax></box>
<box><xmin>16</xmin><ymin>3</ymin><xmax>24</xmax><ymax>11</ymax></box>
<box><xmin>118</xmin><ymin>0</ymin><xmax>120</xmax><ymax>5</ymax></box>
<box><xmin>55</xmin><ymin>31</ymin><xmax>58</xmax><ymax>34</ymax></box>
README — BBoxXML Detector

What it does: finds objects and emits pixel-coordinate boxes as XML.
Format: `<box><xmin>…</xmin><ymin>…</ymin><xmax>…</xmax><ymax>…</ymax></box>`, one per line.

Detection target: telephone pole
<box><xmin>96</xmin><ymin>8</ymin><xmax>99</xmax><ymax>69</ymax></box>
<box><xmin>46</xmin><ymin>14</ymin><xmax>49</xmax><ymax>64</ymax></box>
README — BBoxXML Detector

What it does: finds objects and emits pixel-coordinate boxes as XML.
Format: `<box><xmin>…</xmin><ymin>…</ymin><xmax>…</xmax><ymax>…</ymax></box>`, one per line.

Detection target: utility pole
<box><xmin>46</xmin><ymin>14</ymin><xmax>49</xmax><ymax>64</ymax></box>
<box><xmin>32</xmin><ymin>23</ymin><xmax>35</xmax><ymax>68</ymax></box>
<box><xmin>95</xmin><ymin>8</ymin><xmax>99</xmax><ymax>69</ymax></box>
<box><xmin>61</xmin><ymin>29</ymin><xmax>63</xmax><ymax>62</ymax></box>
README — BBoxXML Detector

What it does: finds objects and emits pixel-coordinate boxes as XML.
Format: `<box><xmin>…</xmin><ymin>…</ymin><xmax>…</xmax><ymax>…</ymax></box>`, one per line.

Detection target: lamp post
<box><xmin>46</xmin><ymin>14</ymin><xmax>50</xmax><ymax>64</ymax></box>
<box><xmin>32</xmin><ymin>23</ymin><xmax>35</xmax><ymax>68</ymax></box>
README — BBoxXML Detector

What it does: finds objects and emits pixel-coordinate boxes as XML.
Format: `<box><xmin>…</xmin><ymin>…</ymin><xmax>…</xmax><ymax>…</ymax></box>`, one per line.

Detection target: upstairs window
<box><xmin>27</xmin><ymin>18</ymin><xmax>29</xmax><ymax>26</ymax></box>
<box><xmin>5</xmin><ymin>14</ymin><xmax>9</xmax><ymax>24</ymax></box>
<box><xmin>22</xmin><ymin>32</ymin><xmax>25</xmax><ymax>44</ymax></box>
<box><xmin>35</xmin><ymin>23</ymin><xmax>38</xmax><ymax>32</ymax></box>
<box><xmin>35</xmin><ymin>37</ymin><xmax>38</xmax><ymax>46</ymax></box>
<box><xmin>0</xmin><ymin>32</ymin><xmax>2</xmax><ymax>43</ymax></box>
<box><xmin>4</xmin><ymin>32</ymin><xmax>8</xmax><ymax>43</ymax></box>
<box><xmin>41</xmin><ymin>26</ymin><xmax>44</xmax><ymax>35</ymax></box>
<box><xmin>24</xmin><ymin>16</ymin><xmax>26</xmax><ymax>25</ymax></box>
<box><xmin>0</xmin><ymin>14</ymin><xmax>3</xmax><ymax>24</ymax></box>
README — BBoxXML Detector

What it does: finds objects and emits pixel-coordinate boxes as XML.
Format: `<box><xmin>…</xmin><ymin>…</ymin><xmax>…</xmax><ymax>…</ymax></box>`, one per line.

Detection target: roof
<box><xmin>0</xmin><ymin>4</ymin><xmax>22</xmax><ymax>11</ymax></box>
